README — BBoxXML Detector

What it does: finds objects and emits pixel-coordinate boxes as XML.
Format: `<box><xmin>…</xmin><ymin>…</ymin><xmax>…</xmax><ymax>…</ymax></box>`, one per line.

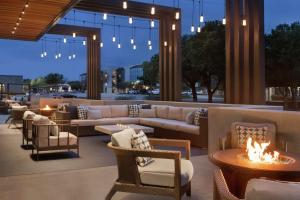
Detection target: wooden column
<box><xmin>225</xmin><ymin>0</ymin><xmax>265</xmax><ymax>104</ymax></box>
<box><xmin>48</xmin><ymin>24</ymin><xmax>101</xmax><ymax>99</ymax></box>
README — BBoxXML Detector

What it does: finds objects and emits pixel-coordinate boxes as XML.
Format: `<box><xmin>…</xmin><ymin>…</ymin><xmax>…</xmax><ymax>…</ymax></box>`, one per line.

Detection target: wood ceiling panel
<box><xmin>0</xmin><ymin>0</ymin><xmax>80</xmax><ymax>41</ymax></box>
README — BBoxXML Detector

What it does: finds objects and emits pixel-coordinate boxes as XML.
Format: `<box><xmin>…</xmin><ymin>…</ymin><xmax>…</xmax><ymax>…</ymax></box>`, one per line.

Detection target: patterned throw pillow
<box><xmin>235</xmin><ymin>125</ymin><xmax>268</xmax><ymax>148</ymax></box>
<box><xmin>131</xmin><ymin>130</ymin><xmax>153</xmax><ymax>167</ymax></box>
<box><xmin>128</xmin><ymin>104</ymin><xmax>140</xmax><ymax>118</ymax></box>
<box><xmin>194</xmin><ymin>108</ymin><xmax>208</xmax><ymax>126</ymax></box>
<box><xmin>77</xmin><ymin>105</ymin><xmax>88</xmax><ymax>120</ymax></box>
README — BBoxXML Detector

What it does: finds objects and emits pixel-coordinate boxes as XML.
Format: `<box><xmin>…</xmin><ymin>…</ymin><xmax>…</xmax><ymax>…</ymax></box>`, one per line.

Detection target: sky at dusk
<box><xmin>0</xmin><ymin>0</ymin><xmax>299</xmax><ymax>81</ymax></box>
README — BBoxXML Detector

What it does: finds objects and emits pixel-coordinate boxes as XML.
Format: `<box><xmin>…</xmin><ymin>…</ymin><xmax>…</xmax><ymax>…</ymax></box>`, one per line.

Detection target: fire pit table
<box><xmin>210</xmin><ymin>148</ymin><xmax>300</xmax><ymax>198</ymax></box>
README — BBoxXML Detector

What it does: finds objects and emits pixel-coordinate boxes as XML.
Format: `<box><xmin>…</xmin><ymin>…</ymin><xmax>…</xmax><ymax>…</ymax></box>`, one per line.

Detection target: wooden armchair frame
<box><xmin>106</xmin><ymin>138</ymin><xmax>191</xmax><ymax>200</ymax></box>
<box><xmin>31</xmin><ymin>122</ymin><xmax>79</xmax><ymax>160</ymax></box>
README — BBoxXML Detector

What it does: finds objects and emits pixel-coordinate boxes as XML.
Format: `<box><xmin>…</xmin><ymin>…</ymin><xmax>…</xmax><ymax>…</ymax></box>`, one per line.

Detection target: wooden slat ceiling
<box><xmin>0</xmin><ymin>0</ymin><xmax>80</xmax><ymax>41</ymax></box>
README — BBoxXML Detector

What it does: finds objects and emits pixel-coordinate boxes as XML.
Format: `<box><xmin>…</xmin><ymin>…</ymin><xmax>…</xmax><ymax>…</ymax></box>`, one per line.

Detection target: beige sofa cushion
<box><xmin>177</xmin><ymin>123</ymin><xmax>200</xmax><ymax>135</ymax></box>
<box><xmin>182</xmin><ymin>108</ymin><xmax>198</xmax><ymax>121</ymax></box>
<box><xmin>71</xmin><ymin>117</ymin><xmax>140</xmax><ymax>126</ymax></box>
<box><xmin>245</xmin><ymin>178</ymin><xmax>300</xmax><ymax>200</ymax></box>
<box><xmin>139</xmin><ymin>158</ymin><xmax>193</xmax><ymax>187</ymax></box>
<box><xmin>153</xmin><ymin>105</ymin><xmax>169</xmax><ymax>119</ymax></box>
<box><xmin>111</xmin><ymin>105</ymin><xmax>128</xmax><ymax>118</ymax></box>
<box><xmin>87</xmin><ymin>109</ymin><xmax>102</xmax><ymax>119</ymax></box>
<box><xmin>39</xmin><ymin>132</ymin><xmax>77</xmax><ymax>147</ymax></box>
<box><xmin>87</xmin><ymin>106</ymin><xmax>112</xmax><ymax>118</ymax></box>
<box><xmin>168</xmin><ymin>106</ymin><xmax>183</xmax><ymax>121</ymax></box>
<box><xmin>139</xmin><ymin>109</ymin><xmax>156</xmax><ymax>118</ymax></box>
<box><xmin>111</xmin><ymin>128</ymin><xmax>136</xmax><ymax>148</ymax></box>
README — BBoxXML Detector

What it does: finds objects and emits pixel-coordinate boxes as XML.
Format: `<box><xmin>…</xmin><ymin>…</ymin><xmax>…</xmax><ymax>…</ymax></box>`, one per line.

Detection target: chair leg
<box><xmin>105</xmin><ymin>185</ymin><xmax>117</xmax><ymax>200</ymax></box>
<box><xmin>186</xmin><ymin>182</ymin><xmax>191</xmax><ymax>196</ymax></box>
<box><xmin>77</xmin><ymin>147</ymin><xmax>80</xmax><ymax>158</ymax></box>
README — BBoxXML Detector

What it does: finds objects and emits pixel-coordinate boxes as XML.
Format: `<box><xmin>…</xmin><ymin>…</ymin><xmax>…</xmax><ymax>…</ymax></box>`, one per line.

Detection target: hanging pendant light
<box><xmin>174</xmin><ymin>0</ymin><xmax>180</xmax><ymax>20</ymax></box>
<box><xmin>72</xmin><ymin>54</ymin><xmax>76</xmax><ymax>59</ymax></box>
<box><xmin>197</xmin><ymin>26</ymin><xmax>201</xmax><ymax>33</ymax></box>
<box><xmin>55</xmin><ymin>55</ymin><xmax>58</xmax><ymax>59</ymax></box>
<box><xmin>117</xmin><ymin>25</ymin><xmax>121</xmax><ymax>49</ymax></box>
<box><xmin>222</xmin><ymin>17</ymin><xmax>226</xmax><ymax>25</ymax></box>
<box><xmin>148</xmin><ymin>27</ymin><xmax>152</xmax><ymax>46</ymax></box>
<box><xmin>72</xmin><ymin>32</ymin><xmax>76</xmax><ymax>38</ymax></box>
<box><xmin>129</xmin><ymin>17</ymin><xmax>133</xmax><ymax>24</ymax></box>
<box><xmin>242</xmin><ymin>0</ymin><xmax>246</xmax><ymax>27</ymax></box>
<box><xmin>93</xmin><ymin>34</ymin><xmax>97</xmax><ymax>40</ymax></box>
<box><xmin>112</xmin><ymin>16</ymin><xmax>116</xmax><ymax>42</ymax></box>
<box><xmin>151</xmin><ymin>20</ymin><xmax>155</xmax><ymax>28</ymax></box>
<box><xmin>68</xmin><ymin>55</ymin><xmax>72</xmax><ymax>60</ymax></box>
<box><xmin>103</xmin><ymin>13</ymin><xmax>108</xmax><ymax>20</ymax></box>
<box><xmin>191</xmin><ymin>26</ymin><xmax>195</xmax><ymax>33</ymax></box>
<box><xmin>100</xmin><ymin>42</ymin><xmax>104</xmax><ymax>48</ymax></box>
<box><xmin>172</xmin><ymin>23</ymin><xmax>176</xmax><ymax>31</ymax></box>
<box><xmin>175</xmin><ymin>12</ymin><xmax>180</xmax><ymax>20</ymax></box>
<box><xmin>58</xmin><ymin>53</ymin><xmax>61</xmax><ymax>58</ymax></box>
<box><xmin>222</xmin><ymin>0</ymin><xmax>226</xmax><ymax>25</ymax></box>
<box><xmin>191</xmin><ymin>0</ymin><xmax>195</xmax><ymax>33</ymax></box>
<box><xmin>63</xmin><ymin>37</ymin><xmax>67</xmax><ymax>44</ymax></box>
<box><xmin>41</xmin><ymin>53</ymin><xmax>44</xmax><ymax>58</ymax></box>
<box><xmin>133</xmin><ymin>44</ymin><xmax>137</xmax><ymax>50</ymax></box>
<box><xmin>199</xmin><ymin>0</ymin><xmax>204</xmax><ymax>23</ymax></box>
<box><xmin>123</xmin><ymin>1</ymin><xmax>128</xmax><ymax>9</ymax></box>
<box><xmin>83</xmin><ymin>40</ymin><xmax>86</xmax><ymax>46</ymax></box>
<box><xmin>164</xmin><ymin>41</ymin><xmax>168</xmax><ymax>47</ymax></box>
<box><xmin>151</xmin><ymin>0</ymin><xmax>156</xmax><ymax>15</ymax></box>
<box><xmin>149</xmin><ymin>45</ymin><xmax>152</xmax><ymax>50</ymax></box>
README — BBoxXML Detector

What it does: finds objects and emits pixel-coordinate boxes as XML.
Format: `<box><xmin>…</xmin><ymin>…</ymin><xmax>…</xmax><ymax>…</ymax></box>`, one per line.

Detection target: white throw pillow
<box><xmin>131</xmin><ymin>130</ymin><xmax>153</xmax><ymax>167</ymax></box>
<box><xmin>111</xmin><ymin>128</ymin><xmax>136</xmax><ymax>149</ymax></box>
<box><xmin>87</xmin><ymin>109</ymin><xmax>102</xmax><ymax>119</ymax></box>
<box><xmin>77</xmin><ymin>105</ymin><xmax>88</xmax><ymax>120</ymax></box>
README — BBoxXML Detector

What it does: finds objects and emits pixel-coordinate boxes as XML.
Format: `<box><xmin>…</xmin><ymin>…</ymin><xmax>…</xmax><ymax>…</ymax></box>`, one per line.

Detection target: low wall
<box><xmin>208</xmin><ymin>107</ymin><xmax>300</xmax><ymax>154</ymax></box>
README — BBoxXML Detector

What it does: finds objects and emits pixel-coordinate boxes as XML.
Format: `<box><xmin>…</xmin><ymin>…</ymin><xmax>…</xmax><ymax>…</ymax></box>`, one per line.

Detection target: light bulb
<box><xmin>200</xmin><ymin>15</ymin><xmax>204</xmax><ymax>23</ymax></box>
<box><xmin>133</xmin><ymin>44</ymin><xmax>137</xmax><ymax>50</ymax></box>
<box><xmin>130</xmin><ymin>38</ymin><xmax>134</xmax><ymax>44</ymax></box>
<box><xmin>172</xmin><ymin>24</ymin><xmax>176</xmax><ymax>31</ymax></box>
<box><xmin>151</xmin><ymin>20</ymin><xmax>155</xmax><ymax>28</ymax></box>
<box><xmin>22</xmin><ymin>11</ymin><xmax>25</xmax><ymax>14</ymax></box>
<box><xmin>19</xmin><ymin>17</ymin><xmax>22</xmax><ymax>21</ymax></box>
<box><xmin>63</xmin><ymin>38</ymin><xmax>67</xmax><ymax>43</ymax></box>
<box><xmin>149</xmin><ymin>45</ymin><xmax>152</xmax><ymax>50</ymax></box>
<box><xmin>118</xmin><ymin>43</ymin><xmax>121</xmax><ymax>48</ymax></box>
<box><xmin>40</xmin><ymin>53</ymin><xmax>44</xmax><ymax>58</ymax></box>
<box><xmin>25</xmin><ymin>3</ymin><xmax>29</xmax><ymax>8</ymax></box>
<box><xmin>197</xmin><ymin>26</ymin><xmax>201</xmax><ymax>33</ymax></box>
<box><xmin>14</xmin><ymin>27</ymin><xmax>17</xmax><ymax>30</ymax></box>
<box><xmin>191</xmin><ymin>25</ymin><xmax>195</xmax><ymax>33</ymax></box>
<box><xmin>68</xmin><ymin>55</ymin><xmax>72</xmax><ymax>60</ymax></box>
<box><xmin>55</xmin><ymin>55</ymin><xmax>58</xmax><ymax>59</ymax></box>
<box><xmin>72</xmin><ymin>32</ymin><xmax>76</xmax><ymax>38</ymax></box>
<box><xmin>151</xmin><ymin>7</ymin><xmax>155</xmax><ymax>15</ymax></box>
<box><xmin>129</xmin><ymin>17</ymin><xmax>133</xmax><ymax>24</ymax></box>
<box><xmin>103</xmin><ymin>13</ymin><xmax>107</xmax><ymax>20</ymax></box>
<box><xmin>112</xmin><ymin>36</ymin><xmax>116</xmax><ymax>42</ymax></box>
<box><xmin>222</xmin><ymin>17</ymin><xmax>226</xmax><ymax>25</ymax></box>
<box><xmin>175</xmin><ymin>12</ymin><xmax>180</xmax><ymax>20</ymax></box>
<box><xmin>123</xmin><ymin>1</ymin><xmax>127</xmax><ymax>9</ymax></box>
<box><xmin>44</xmin><ymin>51</ymin><xmax>47</xmax><ymax>56</ymax></box>
<box><xmin>83</xmin><ymin>40</ymin><xmax>86</xmax><ymax>46</ymax></box>
<box><xmin>100</xmin><ymin>42</ymin><xmax>104</xmax><ymax>48</ymax></box>
<box><xmin>58</xmin><ymin>53</ymin><xmax>61</xmax><ymax>57</ymax></box>
<box><xmin>93</xmin><ymin>34</ymin><xmax>96</xmax><ymax>40</ymax></box>
<box><xmin>148</xmin><ymin>40</ymin><xmax>152</xmax><ymax>45</ymax></box>
<box><xmin>242</xmin><ymin>19</ymin><xmax>247</xmax><ymax>26</ymax></box>
<box><xmin>11</xmin><ymin>31</ymin><xmax>15</xmax><ymax>34</ymax></box>
<box><xmin>16</xmin><ymin>22</ymin><xmax>19</xmax><ymax>26</ymax></box>
<box><xmin>164</xmin><ymin>41</ymin><xmax>168</xmax><ymax>47</ymax></box>
<box><xmin>72</xmin><ymin>54</ymin><xmax>76</xmax><ymax>58</ymax></box>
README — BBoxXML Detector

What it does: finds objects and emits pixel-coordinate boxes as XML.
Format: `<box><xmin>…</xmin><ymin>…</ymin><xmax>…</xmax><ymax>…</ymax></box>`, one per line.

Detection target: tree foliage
<box><xmin>266</xmin><ymin>22</ymin><xmax>300</xmax><ymax>100</ymax></box>
<box><xmin>44</xmin><ymin>73</ymin><xmax>65</xmax><ymax>85</ymax></box>
<box><xmin>139</xmin><ymin>54</ymin><xmax>159</xmax><ymax>88</ymax></box>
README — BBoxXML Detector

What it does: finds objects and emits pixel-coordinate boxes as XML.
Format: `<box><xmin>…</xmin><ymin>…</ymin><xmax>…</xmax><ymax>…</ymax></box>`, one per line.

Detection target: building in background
<box><xmin>79</xmin><ymin>73</ymin><xmax>87</xmax><ymax>91</ymax></box>
<box><xmin>130</xmin><ymin>65</ymin><xmax>144</xmax><ymax>82</ymax></box>
<box><xmin>0</xmin><ymin>75</ymin><xmax>24</xmax><ymax>95</ymax></box>
<box><xmin>112</xmin><ymin>67</ymin><xmax>125</xmax><ymax>93</ymax></box>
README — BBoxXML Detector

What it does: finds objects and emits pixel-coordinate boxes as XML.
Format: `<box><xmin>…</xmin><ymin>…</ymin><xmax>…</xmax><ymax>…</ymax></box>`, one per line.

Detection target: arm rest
<box><xmin>148</xmin><ymin>138</ymin><xmax>191</xmax><ymax>160</ymax></box>
<box><xmin>214</xmin><ymin>169</ymin><xmax>240</xmax><ymax>200</ymax></box>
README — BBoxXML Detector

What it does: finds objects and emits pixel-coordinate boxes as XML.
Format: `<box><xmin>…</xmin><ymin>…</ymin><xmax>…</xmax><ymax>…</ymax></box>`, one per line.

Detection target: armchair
<box><xmin>31</xmin><ymin>122</ymin><xmax>79</xmax><ymax>160</ymax></box>
<box><xmin>106</xmin><ymin>134</ymin><xmax>193</xmax><ymax>200</ymax></box>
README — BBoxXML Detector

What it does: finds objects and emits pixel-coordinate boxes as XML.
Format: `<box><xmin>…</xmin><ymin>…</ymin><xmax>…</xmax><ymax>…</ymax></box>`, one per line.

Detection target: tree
<box><xmin>68</xmin><ymin>81</ymin><xmax>82</xmax><ymax>91</ymax></box>
<box><xmin>139</xmin><ymin>54</ymin><xmax>159</xmax><ymax>88</ymax></box>
<box><xmin>182</xmin><ymin>21</ymin><xmax>225</xmax><ymax>102</ymax></box>
<box><xmin>266</xmin><ymin>22</ymin><xmax>300</xmax><ymax>103</ymax></box>
<box><xmin>44</xmin><ymin>73</ymin><xmax>65</xmax><ymax>85</ymax></box>
<box><xmin>31</xmin><ymin>77</ymin><xmax>46</xmax><ymax>87</ymax></box>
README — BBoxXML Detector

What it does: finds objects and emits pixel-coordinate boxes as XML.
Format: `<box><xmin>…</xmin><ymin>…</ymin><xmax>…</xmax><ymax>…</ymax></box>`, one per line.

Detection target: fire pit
<box><xmin>40</xmin><ymin>105</ymin><xmax>56</xmax><ymax>117</ymax></box>
<box><xmin>210</xmin><ymin>138</ymin><xmax>300</xmax><ymax>198</ymax></box>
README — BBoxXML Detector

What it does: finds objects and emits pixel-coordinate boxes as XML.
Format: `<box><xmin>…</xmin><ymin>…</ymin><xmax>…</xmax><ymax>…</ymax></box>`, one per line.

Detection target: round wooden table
<box><xmin>210</xmin><ymin>149</ymin><xmax>300</xmax><ymax>198</ymax></box>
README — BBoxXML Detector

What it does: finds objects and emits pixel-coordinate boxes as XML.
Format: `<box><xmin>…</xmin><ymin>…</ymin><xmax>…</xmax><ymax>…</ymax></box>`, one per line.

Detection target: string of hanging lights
<box><xmin>190</xmin><ymin>0</ymin><xmax>195</xmax><ymax>33</ymax></box>
<box><xmin>12</xmin><ymin>1</ymin><xmax>29</xmax><ymax>35</ymax></box>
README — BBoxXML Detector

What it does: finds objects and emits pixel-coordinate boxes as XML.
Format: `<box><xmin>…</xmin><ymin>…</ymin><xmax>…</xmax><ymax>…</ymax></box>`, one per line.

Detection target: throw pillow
<box><xmin>235</xmin><ymin>124</ymin><xmax>268</xmax><ymax>148</ymax></box>
<box><xmin>139</xmin><ymin>109</ymin><xmax>156</xmax><ymax>118</ymax></box>
<box><xmin>77</xmin><ymin>105</ymin><xmax>88</xmax><ymax>120</ymax></box>
<box><xmin>128</xmin><ymin>104</ymin><xmax>140</xmax><ymax>118</ymax></box>
<box><xmin>194</xmin><ymin>108</ymin><xmax>208</xmax><ymax>126</ymax></box>
<box><xmin>140</xmin><ymin>104</ymin><xmax>152</xmax><ymax>109</ymax></box>
<box><xmin>57</xmin><ymin>103</ymin><xmax>69</xmax><ymax>111</ymax></box>
<box><xmin>65</xmin><ymin>105</ymin><xmax>78</xmax><ymax>119</ymax></box>
<box><xmin>185</xmin><ymin>111</ymin><xmax>196</xmax><ymax>124</ymax></box>
<box><xmin>87</xmin><ymin>109</ymin><xmax>102</xmax><ymax>119</ymax></box>
<box><xmin>131</xmin><ymin>130</ymin><xmax>153</xmax><ymax>167</ymax></box>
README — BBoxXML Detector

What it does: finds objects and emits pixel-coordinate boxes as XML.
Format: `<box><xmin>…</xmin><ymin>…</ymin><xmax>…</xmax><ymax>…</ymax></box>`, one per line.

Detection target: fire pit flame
<box><xmin>246</xmin><ymin>138</ymin><xmax>280</xmax><ymax>163</ymax></box>
<box><xmin>43</xmin><ymin>105</ymin><xmax>51</xmax><ymax>111</ymax></box>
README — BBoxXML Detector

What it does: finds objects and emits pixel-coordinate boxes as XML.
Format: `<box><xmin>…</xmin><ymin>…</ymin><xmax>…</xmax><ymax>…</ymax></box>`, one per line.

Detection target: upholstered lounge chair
<box><xmin>106</xmin><ymin>129</ymin><xmax>193</xmax><ymax>200</ymax></box>
<box><xmin>214</xmin><ymin>169</ymin><xmax>300</xmax><ymax>200</ymax></box>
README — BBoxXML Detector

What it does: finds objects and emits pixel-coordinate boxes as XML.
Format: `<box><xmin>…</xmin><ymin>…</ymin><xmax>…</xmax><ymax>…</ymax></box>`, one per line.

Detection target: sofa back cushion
<box><xmin>111</xmin><ymin>105</ymin><xmax>128</xmax><ymax>118</ymax></box>
<box><xmin>87</xmin><ymin>105</ymin><xmax>112</xmax><ymax>118</ymax></box>
<box><xmin>87</xmin><ymin>109</ymin><xmax>102</xmax><ymax>120</ymax></box>
<box><xmin>153</xmin><ymin>105</ymin><xmax>169</xmax><ymax>119</ymax></box>
<box><xmin>168</xmin><ymin>106</ymin><xmax>183</xmax><ymax>121</ymax></box>
<box><xmin>245</xmin><ymin>178</ymin><xmax>300</xmax><ymax>200</ymax></box>
<box><xmin>33</xmin><ymin>115</ymin><xmax>51</xmax><ymax>138</ymax></box>
<box><xmin>139</xmin><ymin>109</ymin><xmax>156</xmax><ymax>118</ymax></box>
<box><xmin>111</xmin><ymin>128</ymin><xmax>136</xmax><ymax>149</ymax></box>
<box><xmin>182</xmin><ymin>107</ymin><xmax>198</xmax><ymax>121</ymax></box>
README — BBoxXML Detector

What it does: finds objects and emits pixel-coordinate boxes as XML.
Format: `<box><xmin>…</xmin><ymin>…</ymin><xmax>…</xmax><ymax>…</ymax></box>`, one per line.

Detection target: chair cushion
<box><xmin>231</xmin><ymin>122</ymin><xmax>276</xmax><ymax>149</ymax></box>
<box><xmin>111</xmin><ymin>128</ymin><xmax>136</xmax><ymax>148</ymax></box>
<box><xmin>77</xmin><ymin>105</ymin><xmax>88</xmax><ymax>120</ymax></box>
<box><xmin>139</xmin><ymin>158</ymin><xmax>193</xmax><ymax>187</ymax></box>
<box><xmin>87</xmin><ymin>109</ymin><xmax>102</xmax><ymax>120</ymax></box>
<box><xmin>168</xmin><ymin>107</ymin><xmax>183</xmax><ymax>121</ymax></box>
<box><xmin>87</xmin><ymin>106</ymin><xmax>112</xmax><ymax>118</ymax></box>
<box><xmin>245</xmin><ymin>178</ymin><xmax>300</xmax><ymax>200</ymax></box>
<box><xmin>194</xmin><ymin>108</ymin><xmax>208</xmax><ymax>126</ymax></box>
<box><xmin>139</xmin><ymin>109</ymin><xmax>156</xmax><ymax>118</ymax></box>
<box><xmin>39</xmin><ymin>132</ymin><xmax>77</xmax><ymax>147</ymax></box>
<box><xmin>128</xmin><ymin>104</ymin><xmax>140</xmax><ymax>118</ymax></box>
<box><xmin>23</xmin><ymin>110</ymin><xmax>36</xmax><ymax>120</ymax></box>
<box><xmin>111</xmin><ymin>105</ymin><xmax>128</xmax><ymax>118</ymax></box>
<box><xmin>153</xmin><ymin>105</ymin><xmax>169</xmax><ymax>119</ymax></box>
<box><xmin>131</xmin><ymin>130</ymin><xmax>153</xmax><ymax>167</ymax></box>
